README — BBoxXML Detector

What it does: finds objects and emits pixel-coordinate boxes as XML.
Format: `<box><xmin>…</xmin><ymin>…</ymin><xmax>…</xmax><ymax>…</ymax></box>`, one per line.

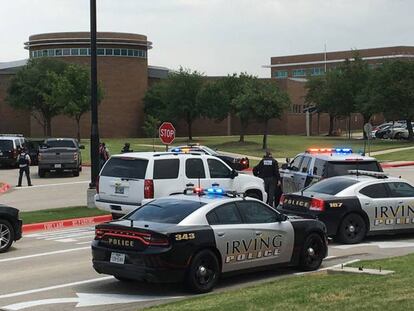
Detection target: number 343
<box><xmin>175</xmin><ymin>233</ymin><xmax>195</xmax><ymax>241</ymax></box>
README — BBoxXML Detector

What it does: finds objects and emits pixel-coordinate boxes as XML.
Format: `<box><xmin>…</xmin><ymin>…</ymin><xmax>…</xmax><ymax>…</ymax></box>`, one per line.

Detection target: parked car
<box><xmin>374</xmin><ymin>122</ymin><xmax>405</xmax><ymax>139</ymax></box>
<box><xmin>0</xmin><ymin>204</ymin><xmax>22</xmax><ymax>252</ymax></box>
<box><xmin>170</xmin><ymin>144</ymin><xmax>249</xmax><ymax>171</ymax></box>
<box><xmin>280</xmin><ymin>148</ymin><xmax>382</xmax><ymax>194</ymax></box>
<box><xmin>37</xmin><ymin>138</ymin><xmax>84</xmax><ymax>177</ymax></box>
<box><xmin>278</xmin><ymin>171</ymin><xmax>414</xmax><ymax>244</ymax></box>
<box><xmin>95</xmin><ymin>152</ymin><xmax>266</xmax><ymax>218</ymax></box>
<box><xmin>92</xmin><ymin>190</ymin><xmax>327</xmax><ymax>293</ymax></box>
<box><xmin>0</xmin><ymin>134</ymin><xmax>25</xmax><ymax>167</ymax></box>
<box><xmin>370</xmin><ymin>122</ymin><xmax>394</xmax><ymax>138</ymax></box>
<box><xmin>381</xmin><ymin>122</ymin><xmax>414</xmax><ymax>140</ymax></box>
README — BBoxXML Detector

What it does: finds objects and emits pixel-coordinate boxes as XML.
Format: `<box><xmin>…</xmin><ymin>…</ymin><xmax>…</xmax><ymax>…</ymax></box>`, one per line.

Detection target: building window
<box><xmin>114</xmin><ymin>49</ymin><xmax>121</xmax><ymax>55</ymax></box>
<box><xmin>62</xmin><ymin>48</ymin><xmax>70</xmax><ymax>56</ymax></box>
<box><xmin>121</xmin><ymin>49</ymin><xmax>127</xmax><ymax>56</ymax></box>
<box><xmin>292</xmin><ymin>69</ymin><xmax>306</xmax><ymax>77</ymax></box>
<box><xmin>71</xmin><ymin>48</ymin><xmax>79</xmax><ymax>56</ymax></box>
<box><xmin>97</xmin><ymin>48</ymin><xmax>104</xmax><ymax>55</ymax></box>
<box><xmin>127</xmin><ymin>49</ymin><xmax>133</xmax><ymax>56</ymax></box>
<box><xmin>80</xmin><ymin>48</ymin><xmax>88</xmax><ymax>56</ymax></box>
<box><xmin>55</xmin><ymin>49</ymin><xmax>62</xmax><ymax>56</ymax></box>
<box><xmin>274</xmin><ymin>70</ymin><xmax>288</xmax><ymax>79</ymax></box>
<box><xmin>30</xmin><ymin>47</ymin><xmax>148</xmax><ymax>59</ymax></box>
<box><xmin>105</xmin><ymin>48</ymin><xmax>113</xmax><ymax>56</ymax></box>
<box><xmin>32</xmin><ymin>51</ymin><xmax>37</xmax><ymax>58</ymax></box>
<box><xmin>292</xmin><ymin>104</ymin><xmax>303</xmax><ymax>113</ymax></box>
<box><xmin>310</xmin><ymin>67</ymin><xmax>324</xmax><ymax>76</ymax></box>
<box><xmin>48</xmin><ymin>49</ymin><xmax>55</xmax><ymax>57</ymax></box>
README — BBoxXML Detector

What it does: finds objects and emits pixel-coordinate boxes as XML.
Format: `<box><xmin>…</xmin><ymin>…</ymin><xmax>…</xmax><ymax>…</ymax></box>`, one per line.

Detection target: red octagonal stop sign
<box><xmin>159</xmin><ymin>122</ymin><xmax>176</xmax><ymax>145</ymax></box>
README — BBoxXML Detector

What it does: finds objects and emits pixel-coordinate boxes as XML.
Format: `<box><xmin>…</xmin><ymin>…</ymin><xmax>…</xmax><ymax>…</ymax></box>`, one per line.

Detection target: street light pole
<box><xmin>89</xmin><ymin>0</ymin><xmax>99</xmax><ymax>188</ymax></box>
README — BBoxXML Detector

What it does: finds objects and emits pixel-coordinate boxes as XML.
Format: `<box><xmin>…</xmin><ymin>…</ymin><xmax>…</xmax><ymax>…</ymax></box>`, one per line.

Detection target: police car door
<box><xmin>283</xmin><ymin>155</ymin><xmax>303</xmax><ymax>193</ymax></box>
<box><xmin>294</xmin><ymin>156</ymin><xmax>312</xmax><ymax>191</ymax></box>
<box><xmin>386</xmin><ymin>182</ymin><xmax>414</xmax><ymax>230</ymax></box>
<box><xmin>206</xmin><ymin>158</ymin><xmax>233</xmax><ymax>191</ymax></box>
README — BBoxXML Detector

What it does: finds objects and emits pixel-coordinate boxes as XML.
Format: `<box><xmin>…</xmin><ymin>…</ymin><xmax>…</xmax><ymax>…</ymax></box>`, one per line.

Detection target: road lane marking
<box><xmin>332</xmin><ymin>241</ymin><xmax>414</xmax><ymax>250</ymax></box>
<box><xmin>0</xmin><ymin>247</ymin><xmax>89</xmax><ymax>263</ymax></box>
<box><xmin>13</xmin><ymin>181</ymin><xmax>89</xmax><ymax>190</ymax></box>
<box><xmin>76</xmin><ymin>241</ymin><xmax>92</xmax><ymax>245</ymax></box>
<box><xmin>0</xmin><ymin>277</ymin><xmax>113</xmax><ymax>299</ymax></box>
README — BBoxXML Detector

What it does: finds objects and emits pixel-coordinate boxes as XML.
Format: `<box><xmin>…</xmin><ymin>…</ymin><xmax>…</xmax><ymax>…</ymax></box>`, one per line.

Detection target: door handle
<box><xmin>255</xmin><ymin>231</ymin><xmax>262</xmax><ymax>236</ymax></box>
<box><xmin>186</xmin><ymin>183</ymin><xmax>194</xmax><ymax>187</ymax></box>
<box><xmin>217</xmin><ymin>232</ymin><xmax>225</xmax><ymax>237</ymax></box>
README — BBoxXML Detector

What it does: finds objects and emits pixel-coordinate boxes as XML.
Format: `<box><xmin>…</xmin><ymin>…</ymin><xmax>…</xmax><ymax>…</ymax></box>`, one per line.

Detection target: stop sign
<box><xmin>159</xmin><ymin>122</ymin><xmax>176</xmax><ymax>145</ymax></box>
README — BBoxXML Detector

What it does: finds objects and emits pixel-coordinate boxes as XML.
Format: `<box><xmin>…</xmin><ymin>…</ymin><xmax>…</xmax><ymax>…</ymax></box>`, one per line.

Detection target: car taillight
<box><xmin>96</xmin><ymin>176</ymin><xmax>100</xmax><ymax>194</ymax></box>
<box><xmin>147</xmin><ymin>235</ymin><xmax>170</xmax><ymax>246</ymax></box>
<box><xmin>144</xmin><ymin>179</ymin><xmax>154</xmax><ymax>199</ymax></box>
<box><xmin>279</xmin><ymin>194</ymin><xmax>285</xmax><ymax>206</ymax></box>
<box><xmin>95</xmin><ymin>228</ymin><xmax>104</xmax><ymax>239</ymax></box>
<box><xmin>310</xmin><ymin>198</ymin><xmax>325</xmax><ymax>212</ymax></box>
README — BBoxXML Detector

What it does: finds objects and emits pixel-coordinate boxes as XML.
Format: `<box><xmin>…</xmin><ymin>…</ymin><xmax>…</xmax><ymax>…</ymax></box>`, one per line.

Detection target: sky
<box><xmin>1</xmin><ymin>0</ymin><xmax>413</xmax><ymax>77</ymax></box>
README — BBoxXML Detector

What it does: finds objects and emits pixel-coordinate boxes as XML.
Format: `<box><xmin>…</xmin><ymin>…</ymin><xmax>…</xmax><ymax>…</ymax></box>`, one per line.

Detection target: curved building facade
<box><xmin>24</xmin><ymin>32</ymin><xmax>153</xmax><ymax>138</ymax></box>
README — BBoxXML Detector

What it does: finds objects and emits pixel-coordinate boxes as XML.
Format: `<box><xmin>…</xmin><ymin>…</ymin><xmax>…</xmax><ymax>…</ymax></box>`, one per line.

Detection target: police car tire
<box><xmin>337</xmin><ymin>213</ymin><xmax>366</xmax><ymax>244</ymax></box>
<box><xmin>299</xmin><ymin>233</ymin><xmax>324</xmax><ymax>271</ymax></box>
<box><xmin>0</xmin><ymin>220</ymin><xmax>15</xmax><ymax>253</ymax></box>
<box><xmin>73</xmin><ymin>169</ymin><xmax>80</xmax><ymax>177</ymax></box>
<box><xmin>185</xmin><ymin>249</ymin><xmax>219</xmax><ymax>293</ymax></box>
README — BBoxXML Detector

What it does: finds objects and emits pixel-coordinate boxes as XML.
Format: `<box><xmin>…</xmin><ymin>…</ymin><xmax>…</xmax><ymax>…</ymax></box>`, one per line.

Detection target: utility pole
<box><xmin>89</xmin><ymin>0</ymin><xmax>99</xmax><ymax>189</ymax></box>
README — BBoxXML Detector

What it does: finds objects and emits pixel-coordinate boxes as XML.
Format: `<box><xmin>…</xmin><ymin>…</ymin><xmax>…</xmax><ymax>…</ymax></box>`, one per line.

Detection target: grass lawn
<box><xmin>375</xmin><ymin>149</ymin><xmax>414</xmax><ymax>162</ymax></box>
<box><xmin>79</xmin><ymin>135</ymin><xmax>413</xmax><ymax>163</ymax></box>
<box><xmin>20</xmin><ymin>206</ymin><xmax>109</xmax><ymax>224</ymax></box>
<box><xmin>146</xmin><ymin>254</ymin><xmax>414</xmax><ymax>311</ymax></box>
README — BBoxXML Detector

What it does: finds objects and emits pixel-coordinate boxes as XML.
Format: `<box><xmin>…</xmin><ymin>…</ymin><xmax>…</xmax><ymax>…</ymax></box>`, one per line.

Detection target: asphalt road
<box><xmin>1</xmin><ymin>226</ymin><xmax>414</xmax><ymax>311</ymax></box>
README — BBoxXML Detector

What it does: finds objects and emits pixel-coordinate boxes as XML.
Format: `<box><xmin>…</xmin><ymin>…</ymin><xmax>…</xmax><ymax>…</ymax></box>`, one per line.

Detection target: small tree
<box><xmin>142</xmin><ymin>115</ymin><xmax>161</xmax><ymax>150</ymax></box>
<box><xmin>7</xmin><ymin>58</ymin><xmax>67</xmax><ymax>136</ymax></box>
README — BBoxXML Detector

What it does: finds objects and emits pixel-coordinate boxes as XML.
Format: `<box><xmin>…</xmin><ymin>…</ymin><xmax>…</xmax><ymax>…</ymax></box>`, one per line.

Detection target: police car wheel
<box><xmin>337</xmin><ymin>213</ymin><xmax>366</xmax><ymax>244</ymax></box>
<box><xmin>185</xmin><ymin>249</ymin><xmax>219</xmax><ymax>293</ymax></box>
<box><xmin>299</xmin><ymin>233</ymin><xmax>324</xmax><ymax>271</ymax></box>
<box><xmin>0</xmin><ymin>220</ymin><xmax>15</xmax><ymax>253</ymax></box>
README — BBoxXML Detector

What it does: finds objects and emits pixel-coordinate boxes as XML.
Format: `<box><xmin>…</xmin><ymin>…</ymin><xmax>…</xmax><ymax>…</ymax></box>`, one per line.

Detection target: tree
<box><xmin>254</xmin><ymin>80</ymin><xmax>290</xmax><ymax>149</ymax></box>
<box><xmin>142</xmin><ymin>115</ymin><xmax>161</xmax><ymax>150</ymax></box>
<box><xmin>7</xmin><ymin>58</ymin><xmax>67</xmax><ymax>136</ymax></box>
<box><xmin>53</xmin><ymin>64</ymin><xmax>104</xmax><ymax>141</ymax></box>
<box><xmin>196</xmin><ymin>79</ymin><xmax>230</xmax><ymax>122</ymax></box>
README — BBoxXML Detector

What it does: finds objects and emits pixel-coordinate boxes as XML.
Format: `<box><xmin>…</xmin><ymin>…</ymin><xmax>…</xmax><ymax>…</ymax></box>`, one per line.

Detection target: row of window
<box><xmin>30</xmin><ymin>48</ymin><xmax>147</xmax><ymax>59</ymax></box>
<box><xmin>274</xmin><ymin>67</ymin><xmax>325</xmax><ymax>79</ymax></box>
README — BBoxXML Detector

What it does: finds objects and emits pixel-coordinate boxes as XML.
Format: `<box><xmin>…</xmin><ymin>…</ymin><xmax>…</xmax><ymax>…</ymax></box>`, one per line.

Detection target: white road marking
<box><xmin>332</xmin><ymin>241</ymin><xmax>414</xmax><ymax>250</ymax></box>
<box><xmin>0</xmin><ymin>277</ymin><xmax>113</xmax><ymax>299</ymax></box>
<box><xmin>76</xmin><ymin>241</ymin><xmax>92</xmax><ymax>245</ymax></box>
<box><xmin>324</xmin><ymin>256</ymin><xmax>336</xmax><ymax>260</ymax></box>
<box><xmin>2</xmin><ymin>292</ymin><xmax>184</xmax><ymax>310</ymax></box>
<box><xmin>25</xmin><ymin>227</ymin><xmax>94</xmax><ymax>243</ymax></box>
<box><xmin>25</xmin><ymin>227</ymin><xmax>94</xmax><ymax>238</ymax></box>
<box><xmin>13</xmin><ymin>181</ymin><xmax>89</xmax><ymax>190</ymax></box>
<box><xmin>0</xmin><ymin>247</ymin><xmax>89</xmax><ymax>263</ymax></box>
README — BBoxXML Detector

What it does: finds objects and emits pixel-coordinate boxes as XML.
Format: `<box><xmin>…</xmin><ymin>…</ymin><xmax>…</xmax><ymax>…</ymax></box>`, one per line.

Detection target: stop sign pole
<box><xmin>159</xmin><ymin>122</ymin><xmax>176</xmax><ymax>151</ymax></box>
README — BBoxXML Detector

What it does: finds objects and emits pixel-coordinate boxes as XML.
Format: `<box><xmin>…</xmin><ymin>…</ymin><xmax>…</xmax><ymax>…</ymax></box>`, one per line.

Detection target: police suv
<box><xmin>95</xmin><ymin>152</ymin><xmax>266</xmax><ymax>218</ymax></box>
<box><xmin>281</xmin><ymin>148</ymin><xmax>382</xmax><ymax>193</ymax></box>
<box><xmin>278</xmin><ymin>171</ymin><xmax>414</xmax><ymax>244</ymax></box>
<box><xmin>92</xmin><ymin>188</ymin><xmax>327</xmax><ymax>293</ymax></box>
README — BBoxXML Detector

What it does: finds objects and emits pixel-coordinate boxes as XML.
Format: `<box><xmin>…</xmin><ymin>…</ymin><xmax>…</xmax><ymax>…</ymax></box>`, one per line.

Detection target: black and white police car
<box><xmin>92</xmin><ymin>188</ymin><xmax>327</xmax><ymax>293</ymax></box>
<box><xmin>0</xmin><ymin>204</ymin><xmax>22</xmax><ymax>253</ymax></box>
<box><xmin>278</xmin><ymin>170</ymin><xmax>414</xmax><ymax>244</ymax></box>
<box><xmin>281</xmin><ymin>148</ymin><xmax>382</xmax><ymax>193</ymax></box>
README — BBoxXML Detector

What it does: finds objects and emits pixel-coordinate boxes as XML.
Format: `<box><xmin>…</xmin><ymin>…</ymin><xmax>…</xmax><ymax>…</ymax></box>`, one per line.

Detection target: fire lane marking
<box><xmin>0</xmin><ymin>247</ymin><xmax>90</xmax><ymax>263</ymax></box>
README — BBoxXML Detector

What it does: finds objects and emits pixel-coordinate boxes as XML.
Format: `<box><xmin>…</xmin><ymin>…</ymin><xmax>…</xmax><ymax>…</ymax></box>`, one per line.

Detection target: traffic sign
<box><xmin>159</xmin><ymin>122</ymin><xmax>176</xmax><ymax>145</ymax></box>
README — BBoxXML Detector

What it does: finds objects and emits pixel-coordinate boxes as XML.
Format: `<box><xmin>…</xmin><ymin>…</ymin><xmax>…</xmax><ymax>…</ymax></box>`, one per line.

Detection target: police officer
<box><xmin>253</xmin><ymin>150</ymin><xmax>281</xmax><ymax>207</ymax></box>
<box><xmin>17</xmin><ymin>146</ymin><xmax>32</xmax><ymax>187</ymax></box>
<box><xmin>121</xmin><ymin>142</ymin><xmax>133</xmax><ymax>153</ymax></box>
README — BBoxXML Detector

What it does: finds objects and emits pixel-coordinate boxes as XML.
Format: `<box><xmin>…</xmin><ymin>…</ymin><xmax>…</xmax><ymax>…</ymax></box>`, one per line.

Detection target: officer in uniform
<box><xmin>121</xmin><ymin>143</ymin><xmax>133</xmax><ymax>153</ymax></box>
<box><xmin>253</xmin><ymin>150</ymin><xmax>281</xmax><ymax>207</ymax></box>
<box><xmin>17</xmin><ymin>146</ymin><xmax>32</xmax><ymax>187</ymax></box>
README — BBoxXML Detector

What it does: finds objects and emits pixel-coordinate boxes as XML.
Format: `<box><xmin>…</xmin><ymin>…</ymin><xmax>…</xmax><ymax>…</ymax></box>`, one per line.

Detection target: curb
<box><xmin>381</xmin><ymin>162</ymin><xmax>414</xmax><ymax>168</ymax></box>
<box><xmin>0</xmin><ymin>182</ymin><xmax>11</xmax><ymax>194</ymax></box>
<box><xmin>22</xmin><ymin>214</ymin><xmax>113</xmax><ymax>233</ymax></box>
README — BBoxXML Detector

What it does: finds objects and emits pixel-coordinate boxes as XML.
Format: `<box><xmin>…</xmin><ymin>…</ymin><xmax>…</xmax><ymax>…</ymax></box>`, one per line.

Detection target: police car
<box><xmin>170</xmin><ymin>144</ymin><xmax>249</xmax><ymax>171</ymax></box>
<box><xmin>92</xmin><ymin>188</ymin><xmax>327</xmax><ymax>293</ymax></box>
<box><xmin>281</xmin><ymin>148</ymin><xmax>382</xmax><ymax>193</ymax></box>
<box><xmin>278</xmin><ymin>171</ymin><xmax>414</xmax><ymax>244</ymax></box>
<box><xmin>0</xmin><ymin>204</ymin><xmax>22</xmax><ymax>253</ymax></box>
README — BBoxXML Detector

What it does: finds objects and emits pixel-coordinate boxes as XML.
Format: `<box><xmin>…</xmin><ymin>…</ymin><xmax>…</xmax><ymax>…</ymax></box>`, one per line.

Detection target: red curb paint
<box><xmin>381</xmin><ymin>162</ymin><xmax>414</xmax><ymax>168</ymax></box>
<box><xmin>22</xmin><ymin>214</ymin><xmax>113</xmax><ymax>233</ymax></box>
<box><xmin>0</xmin><ymin>182</ymin><xmax>11</xmax><ymax>194</ymax></box>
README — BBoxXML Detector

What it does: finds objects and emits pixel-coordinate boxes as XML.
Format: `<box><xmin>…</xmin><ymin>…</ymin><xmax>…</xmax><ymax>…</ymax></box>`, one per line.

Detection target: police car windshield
<box><xmin>0</xmin><ymin>140</ymin><xmax>13</xmax><ymax>151</ymax></box>
<box><xmin>306</xmin><ymin>177</ymin><xmax>359</xmax><ymax>195</ymax></box>
<box><xmin>45</xmin><ymin>140</ymin><xmax>76</xmax><ymax>148</ymax></box>
<box><xmin>126</xmin><ymin>198</ymin><xmax>206</xmax><ymax>224</ymax></box>
<box><xmin>326</xmin><ymin>161</ymin><xmax>381</xmax><ymax>177</ymax></box>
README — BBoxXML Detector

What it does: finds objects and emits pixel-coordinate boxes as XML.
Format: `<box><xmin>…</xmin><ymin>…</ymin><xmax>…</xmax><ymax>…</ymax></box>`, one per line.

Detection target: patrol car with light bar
<box><xmin>278</xmin><ymin>170</ymin><xmax>414</xmax><ymax>244</ymax></box>
<box><xmin>92</xmin><ymin>187</ymin><xmax>327</xmax><ymax>293</ymax></box>
<box><xmin>281</xmin><ymin>148</ymin><xmax>382</xmax><ymax>193</ymax></box>
<box><xmin>170</xmin><ymin>144</ymin><xmax>249</xmax><ymax>171</ymax></box>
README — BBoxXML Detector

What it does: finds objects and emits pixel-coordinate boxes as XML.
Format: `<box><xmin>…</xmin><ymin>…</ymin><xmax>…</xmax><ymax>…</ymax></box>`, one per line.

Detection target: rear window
<box><xmin>127</xmin><ymin>198</ymin><xmax>206</xmax><ymax>224</ymax></box>
<box><xmin>153</xmin><ymin>159</ymin><xmax>179</xmax><ymax>179</ymax></box>
<box><xmin>45</xmin><ymin>140</ymin><xmax>76</xmax><ymax>148</ymax></box>
<box><xmin>306</xmin><ymin>177</ymin><xmax>359</xmax><ymax>195</ymax></box>
<box><xmin>326</xmin><ymin>161</ymin><xmax>381</xmax><ymax>177</ymax></box>
<box><xmin>0</xmin><ymin>140</ymin><xmax>13</xmax><ymax>151</ymax></box>
<box><xmin>101</xmin><ymin>157</ymin><xmax>148</xmax><ymax>179</ymax></box>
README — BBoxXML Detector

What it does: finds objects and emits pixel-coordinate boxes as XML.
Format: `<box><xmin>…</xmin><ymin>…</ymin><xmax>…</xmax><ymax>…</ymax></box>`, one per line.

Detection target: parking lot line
<box><xmin>0</xmin><ymin>247</ymin><xmax>89</xmax><ymax>263</ymax></box>
<box><xmin>13</xmin><ymin>181</ymin><xmax>89</xmax><ymax>190</ymax></box>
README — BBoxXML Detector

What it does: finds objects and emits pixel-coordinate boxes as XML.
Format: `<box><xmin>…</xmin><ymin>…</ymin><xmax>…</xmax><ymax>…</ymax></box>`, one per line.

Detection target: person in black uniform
<box><xmin>17</xmin><ymin>146</ymin><xmax>32</xmax><ymax>187</ymax></box>
<box><xmin>253</xmin><ymin>150</ymin><xmax>281</xmax><ymax>207</ymax></box>
<box><xmin>121</xmin><ymin>143</ymin><xmax>133</xmax><ymax>153</ymax></box>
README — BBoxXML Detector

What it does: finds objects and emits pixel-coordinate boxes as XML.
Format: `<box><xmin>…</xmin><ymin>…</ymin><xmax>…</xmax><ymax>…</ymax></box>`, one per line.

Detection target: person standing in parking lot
<box><xmin>99</xmin><ymin>142</ymin><xmax>110</xmax><ymax>168</ymax></box>
<box><xmin>253</xmin><ymin>150</ymin><xmax>281</xmax><ymax>207</ymax></box>
<box><xmin>17</xmin><ymin>146</ymin><xmax>32</xmax><ymax>187</ymax></box>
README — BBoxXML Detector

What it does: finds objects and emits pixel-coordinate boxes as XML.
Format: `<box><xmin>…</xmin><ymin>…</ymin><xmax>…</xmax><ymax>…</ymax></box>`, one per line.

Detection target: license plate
<box><xmin>110</xmin><ymin>252</ymin><xmax>125</xmax><ymax>264</ymax></box>
<box><xmin>115</xmin><ymin>186</ymin><xmax>124</xmax><ymax>194</ymax></box>
<box><xmin>54</xmin><ymin>164</ymin><xmax>62</xmax><ymax>168</ymax></box>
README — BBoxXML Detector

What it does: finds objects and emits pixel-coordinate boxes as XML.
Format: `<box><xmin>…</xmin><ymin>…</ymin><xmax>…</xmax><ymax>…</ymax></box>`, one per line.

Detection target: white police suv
<box><xmin>95</xmin><ymin>152</ymin><xmax>266</xmax><ymax>217</ymax></box>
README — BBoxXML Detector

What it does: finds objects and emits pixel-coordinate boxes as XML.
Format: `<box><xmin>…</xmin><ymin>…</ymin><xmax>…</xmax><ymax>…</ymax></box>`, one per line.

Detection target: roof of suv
<box><xmin>111</xmin><ymin>151</ymin><xmax>208</xmax><ymax>160</ymax></box>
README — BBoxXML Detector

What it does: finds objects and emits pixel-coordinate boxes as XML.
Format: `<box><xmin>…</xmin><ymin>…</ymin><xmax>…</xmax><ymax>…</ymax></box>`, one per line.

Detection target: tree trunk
<box><xmin>46</xmin><ymin>116</ymin><xmax>52</xmax><ymax>137</ymax></box>
<box><xmin>348</xmin><ymin>115</ymin><xmax>351</xmax><ymax>139</ymax></box>
<box><xmin>407</xmin><ymin>119</ymin><xmax>414</xmax><ymax>141</ymax></box>
<box><xmin>187</xmin><ymin>119</ymin><xmax>193</xmax><ymax>141</ymax></box>
<box><xmin>317</xmin><ymin>112</ymin><xmax>320</xmax><ymax>136</ymax></box>
<box><xmin>76</xmin><ymin>116</ymin><xmax>81</xmax><ymax>142</ymax></box>
<box><xmin>328</xmin><ymin>114</ymin><xmax>334</xmax><ymax>136</ymax></box>
<box><xmin>262</xmin><ymin>119</ymin><xmax>268</xmax><ymax>150</ymax></box>
<box><xmin>239</xmin><ymin>119</ymin><xmax>247</xmax><ymax>142</ymax></box>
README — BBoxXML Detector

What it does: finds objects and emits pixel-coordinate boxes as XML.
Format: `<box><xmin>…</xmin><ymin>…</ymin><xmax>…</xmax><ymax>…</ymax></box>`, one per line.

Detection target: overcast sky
<box><xmin>1</xmin><ymin>0</ymin><xmax>413</xmax><ymax>77</ymax></box>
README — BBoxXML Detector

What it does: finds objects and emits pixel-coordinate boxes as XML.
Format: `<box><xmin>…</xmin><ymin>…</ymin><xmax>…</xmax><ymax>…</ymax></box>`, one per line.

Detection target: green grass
<box><xmin>20</xmin><ymin>206</ymin><xmax>109</xmax><ymax>224</ymax></box>
<box><xmin>79</xmin><ymin>135</ymin><xmax>413</xmax><ymax>163</ymax></box>
<box><xmin>375</xmin><ymin>148</ymin><xmax>414</xmax><ymax>162</ymax></box>
<box><xmin>146</xmin><ymin>254</ymin><xmax>414</xmax><ymax>311</ymax></box>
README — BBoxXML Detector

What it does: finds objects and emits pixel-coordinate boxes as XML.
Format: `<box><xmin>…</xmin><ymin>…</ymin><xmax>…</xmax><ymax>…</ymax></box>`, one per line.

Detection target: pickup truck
<box><xmin>38</xmin><ymin>138</ymin><xmax>84</xmax><ymax>177</ymax></box>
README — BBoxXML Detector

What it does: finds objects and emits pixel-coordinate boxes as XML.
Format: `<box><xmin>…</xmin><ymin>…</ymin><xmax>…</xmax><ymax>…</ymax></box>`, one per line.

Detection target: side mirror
<box><xmin>230</xmin><ymin>169</ymin><xmax>238</xmax><ymax>179</ymax></box>
<box><xmin>281</xmin><ymin>163</ymin><xmax>288</xmax><ymax>170</ymax></box>
<box><xmin>277</xmin><ymin>214</ymin><xmax>288</xmax><ymax>222</ymax></box>
<box><xmin>79</xmin><ymin>145</ymin><xmax>85</xmax><ymax>150</ymax></box>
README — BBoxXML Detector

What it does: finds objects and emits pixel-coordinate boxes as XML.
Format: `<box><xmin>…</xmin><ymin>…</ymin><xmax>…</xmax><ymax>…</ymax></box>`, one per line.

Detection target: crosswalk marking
<box><xmin>24</xmin><ymin>227</ymin><xmax>95</xmax><ymax>244</ymax></box>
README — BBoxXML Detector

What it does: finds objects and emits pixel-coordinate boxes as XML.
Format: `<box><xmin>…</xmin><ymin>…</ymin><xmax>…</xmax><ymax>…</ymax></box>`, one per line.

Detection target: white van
<box><xmin>95</xmin><ymin>152</ymin><xmax>266</xmax><ymax>217</ymax></box>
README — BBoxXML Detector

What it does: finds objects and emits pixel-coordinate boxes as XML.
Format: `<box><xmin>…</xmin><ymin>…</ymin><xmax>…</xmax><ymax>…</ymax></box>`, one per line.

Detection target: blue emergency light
<box><xmin>334</xmin><ymin>148</ymin><xmax>353</xmax><ymax>154</ymax></box>
<box><xmin>206</xmin><ymin>187</ymin><xmax>224</xmax><ymax>194</ymax></box>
